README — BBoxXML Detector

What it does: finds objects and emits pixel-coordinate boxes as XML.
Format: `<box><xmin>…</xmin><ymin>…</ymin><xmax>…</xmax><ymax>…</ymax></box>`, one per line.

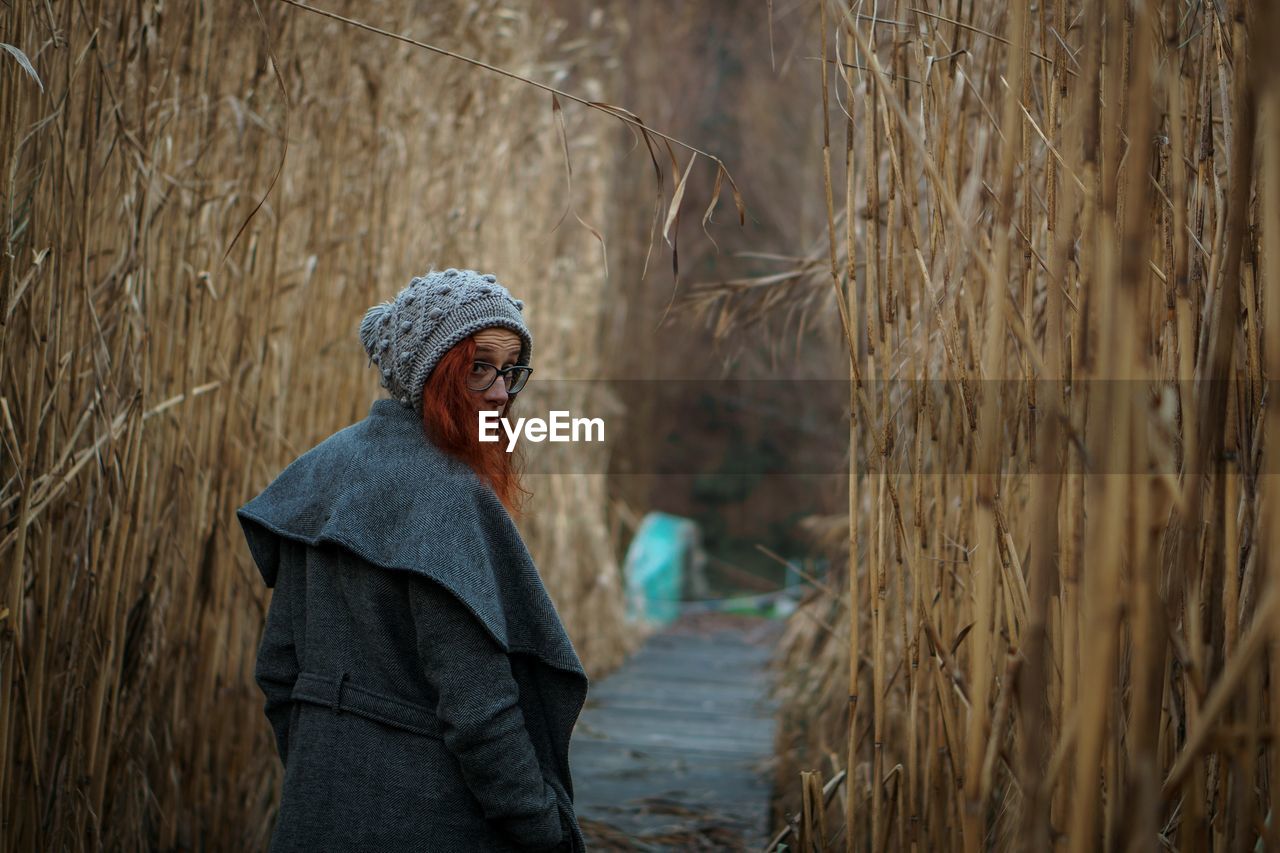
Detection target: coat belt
<box><xmin>290</xmin><ymin>670</ymin><xmax>444</xmax><ymax>740</ymax></box>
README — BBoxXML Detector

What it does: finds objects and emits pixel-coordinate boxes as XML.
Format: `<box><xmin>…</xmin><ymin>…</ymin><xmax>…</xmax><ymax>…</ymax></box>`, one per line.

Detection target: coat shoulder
<box><xmin>235</xmin><ymin>413</ymin><xmax>491</xmax><ymax>586</ymax></box>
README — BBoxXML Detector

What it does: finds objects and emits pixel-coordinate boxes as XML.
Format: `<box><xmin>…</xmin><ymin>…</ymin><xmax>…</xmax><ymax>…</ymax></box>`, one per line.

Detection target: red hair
<box><xmin>419</xmin><ymin>335</ymin><xmax>531</xmax><ymax>520</ymax></box>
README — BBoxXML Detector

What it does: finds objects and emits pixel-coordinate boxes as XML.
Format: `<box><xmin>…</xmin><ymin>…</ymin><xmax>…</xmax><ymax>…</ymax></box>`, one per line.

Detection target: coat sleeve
<box><xmin>408</xmin><ymin>576</ymin><xmax>565</xmax><ymax>850</ymax></box>
<box><xmin>254</xmin><ymin>566</ymin><xmax>300</xmax><ymax>767</ymax></box>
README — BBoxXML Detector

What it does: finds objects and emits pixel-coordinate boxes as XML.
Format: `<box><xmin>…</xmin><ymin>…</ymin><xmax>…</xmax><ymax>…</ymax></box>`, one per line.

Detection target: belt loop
<box><xmin>332</xmin><ymin>670</ymin><xmax>349</xmax><ymax>713</ymax></box>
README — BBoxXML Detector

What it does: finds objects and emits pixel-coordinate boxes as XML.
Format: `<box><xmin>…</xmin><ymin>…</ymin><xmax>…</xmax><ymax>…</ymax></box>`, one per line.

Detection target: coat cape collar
<box><xmin>236</xmin><ymin>398</ymin><xmax>586</xmax><ymax>681</ymax></box>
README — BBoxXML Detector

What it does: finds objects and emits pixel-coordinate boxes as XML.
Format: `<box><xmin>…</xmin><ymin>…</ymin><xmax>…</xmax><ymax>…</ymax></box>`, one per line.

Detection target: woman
<box><xmin>237</xmin><ymin>268</ymin><xmax>590</xmax><ymax>852</ymax></box>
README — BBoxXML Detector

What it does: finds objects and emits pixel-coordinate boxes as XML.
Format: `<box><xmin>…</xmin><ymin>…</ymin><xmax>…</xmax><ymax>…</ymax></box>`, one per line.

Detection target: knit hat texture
<box><xmin>359</xmin><ymin>268</ymin><xmax>531</xmax><ymax>413</ymax></box>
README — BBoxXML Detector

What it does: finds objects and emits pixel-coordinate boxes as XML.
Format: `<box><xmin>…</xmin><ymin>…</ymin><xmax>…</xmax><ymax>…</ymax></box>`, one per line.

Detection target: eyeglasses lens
<box><xmin>467</xmin><ymin>364</ymin><xmax>530</xmax><ymax>393</ymax></box>
<box><xmin>468</xmin><ymin>363</ymin><xmax>498</xmax><ymax>392</ymax></box>
<box><xmin>505</xmin><ymin>369</ymin><xmax>530</xmax><ymax>393</ymax></box>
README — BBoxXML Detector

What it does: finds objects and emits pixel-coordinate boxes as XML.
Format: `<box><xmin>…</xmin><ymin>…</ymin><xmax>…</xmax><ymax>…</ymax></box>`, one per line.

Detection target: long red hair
<box><xmin>419</xmin><ymin>335</ymin><xmax>531</xmax><ymax>520</ymax></box>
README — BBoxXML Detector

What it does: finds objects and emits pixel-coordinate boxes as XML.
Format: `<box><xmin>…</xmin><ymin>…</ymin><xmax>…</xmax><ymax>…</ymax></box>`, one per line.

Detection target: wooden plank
<box><xmin>580</xmin><ymin>699</ymin><xmax>776</xmax><ymax>725</ymax></box>
<box><xmin>574</xmin><ymin>711</ymin><xmax>773</xmax><ymax>745</ymax></box>
<box><xmin>614</xmin><ymin>661</ymin><xmax>773</xmax><ymax>683</ymax></box>
<box><xmin>590</xmin><ymin>673</ymin><xmax>770</xmax><ymax>696</ymax></box>
<box><xmin>573</xmin><ymin>731</ymin><xmax>771</xmax><ymax>757</ymax></box>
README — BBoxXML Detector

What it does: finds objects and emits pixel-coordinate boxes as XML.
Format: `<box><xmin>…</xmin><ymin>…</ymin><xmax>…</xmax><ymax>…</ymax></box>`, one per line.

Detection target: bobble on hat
<box><xmin>359</xmin><ymin>303</ymin><xmax>390</xmax><ymax>362</ymax></box>
<box><xmin>481</xmin><ymin>274</ymin><xmax>496</xmax><ymax>283</ymax></box>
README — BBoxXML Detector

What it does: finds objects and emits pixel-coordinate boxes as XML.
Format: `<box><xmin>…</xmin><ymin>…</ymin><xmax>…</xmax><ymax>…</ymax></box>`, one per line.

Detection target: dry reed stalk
<box><xmin>0</xmin><ymin>0</ymin><xmax>641</xmax><ymax>847</ymax></box>
<box><xmin>749</xmin><ymin>0</ymin><xmax>1278</xmax><ymax>849</ymax></box>
<box><xmin>1261</xmin><ymin>8</ymin><xmax>1280</xmax><ymax>852</ymax></box>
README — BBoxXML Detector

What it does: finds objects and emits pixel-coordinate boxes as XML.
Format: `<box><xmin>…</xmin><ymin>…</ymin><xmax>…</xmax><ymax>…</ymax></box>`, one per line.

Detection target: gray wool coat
<box><xmin>236</xmin><ymin>398</ymin><xmax>590</xmax><ymax>852</ymax></box>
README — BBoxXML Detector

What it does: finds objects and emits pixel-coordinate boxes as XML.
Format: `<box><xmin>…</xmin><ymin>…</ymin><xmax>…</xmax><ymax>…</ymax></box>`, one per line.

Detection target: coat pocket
<box><xmin>540</xmin><ymin>773</ymin><xmax>583</xmax><ymax>853</ymax></box>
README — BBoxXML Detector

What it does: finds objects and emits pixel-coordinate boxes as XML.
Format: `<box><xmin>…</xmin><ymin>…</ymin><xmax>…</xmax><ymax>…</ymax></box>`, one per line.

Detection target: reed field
<box><xmin>754</xmin><ymin>0</ymin><xmax>1280</xmax><ymax>850</ymax></box>
<box><xmin>6</xmin><ymin>0</ymin><xmax>1280</xmax><ymax>850</ymax></box>
<box><xmin>0</xmin><ymin>0</ymin><xmax>635</xmax><ymax>848</ymax></box>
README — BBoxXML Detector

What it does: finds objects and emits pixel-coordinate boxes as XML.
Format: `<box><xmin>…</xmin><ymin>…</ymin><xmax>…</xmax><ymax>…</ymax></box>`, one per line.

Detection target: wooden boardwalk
<box><xmin>571</xmin><ymin>613</ymin><xmax>785</xmax><ymax>851</ymax></box>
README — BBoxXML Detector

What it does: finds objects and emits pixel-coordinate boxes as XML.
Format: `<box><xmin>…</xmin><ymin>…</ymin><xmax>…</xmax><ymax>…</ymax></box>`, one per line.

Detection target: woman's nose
<box><xmin>483</xmin><ymin>378</ymin><xmax>509</xmax><ymax>407</ymax></box>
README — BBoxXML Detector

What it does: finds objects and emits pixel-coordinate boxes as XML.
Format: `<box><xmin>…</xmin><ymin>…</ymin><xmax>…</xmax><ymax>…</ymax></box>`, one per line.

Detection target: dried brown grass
<box><xmin>0</xmin><ymin>0</ymin><xmax>639</xmax><ymax>848</ymax></box>
<box><xmin>754</xmin><ymin>0</ymin><xmax>1279</xmax><ymax>850</ymax></box>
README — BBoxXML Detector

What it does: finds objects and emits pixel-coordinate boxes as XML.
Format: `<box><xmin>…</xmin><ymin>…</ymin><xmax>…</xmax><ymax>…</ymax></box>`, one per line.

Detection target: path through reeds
<box><xmin>575</xmin><ymin>611</ymin><xmax>783</xmax><ymax>851</ymax></box>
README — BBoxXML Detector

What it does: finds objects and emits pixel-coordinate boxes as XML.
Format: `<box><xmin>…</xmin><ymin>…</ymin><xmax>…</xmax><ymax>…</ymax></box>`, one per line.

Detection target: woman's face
<box><xmin>469</xmin><ymin>328</ymin><xmax>522</xmax><ymax>415</ymax></box>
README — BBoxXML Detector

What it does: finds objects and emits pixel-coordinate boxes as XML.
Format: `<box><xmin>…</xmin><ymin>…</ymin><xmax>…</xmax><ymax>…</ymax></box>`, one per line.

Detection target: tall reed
<box><xmin>763</xmin><ymin>1</ymin><xmax>1276</xmax><ymax>850</ymax></box>
<box><xmin>0</xmin><ymin>1</ymin><xmax>630</xmax><ymax>848</ymax></box>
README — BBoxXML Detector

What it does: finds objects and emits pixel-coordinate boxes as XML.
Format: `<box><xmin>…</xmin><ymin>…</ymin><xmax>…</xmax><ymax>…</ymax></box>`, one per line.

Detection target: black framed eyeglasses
<box><xmin>467</xmin><ymin>361</ymin><xmax>533</xmax><ymax>394</ymax></box>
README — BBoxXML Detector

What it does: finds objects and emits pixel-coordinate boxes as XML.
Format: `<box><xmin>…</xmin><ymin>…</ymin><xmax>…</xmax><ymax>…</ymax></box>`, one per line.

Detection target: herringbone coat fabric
<box><xmin>237</xmin><ymin>398</ymin><xmax>590</xmax><ymax>852</ymax></box>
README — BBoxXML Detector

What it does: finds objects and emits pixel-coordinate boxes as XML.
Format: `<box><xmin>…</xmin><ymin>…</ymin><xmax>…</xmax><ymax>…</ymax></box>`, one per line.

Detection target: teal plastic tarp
<box><xmin>622</xmin><ymin>511</ymin><xmax>701</xmax><ymax>625</ymax></box>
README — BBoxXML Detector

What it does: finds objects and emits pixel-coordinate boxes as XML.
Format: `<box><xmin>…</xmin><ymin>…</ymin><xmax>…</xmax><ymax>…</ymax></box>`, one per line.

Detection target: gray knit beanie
<box><xmin>359</xmin><ymin>268</ymin><xmax>532</xmax><ymax>413</ymax></box>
